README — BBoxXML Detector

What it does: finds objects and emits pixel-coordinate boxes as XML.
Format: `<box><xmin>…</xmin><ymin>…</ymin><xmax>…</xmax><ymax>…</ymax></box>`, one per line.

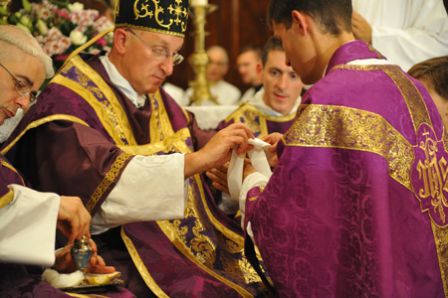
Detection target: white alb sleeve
<box><xmin>91</xmin><ymin>153</ymin><xmax>185</xmax><ymax>234</ymax></box>
<box><xmin>370</xmin><ymin>1</ymin><xmax>448</xmax><ymax>71</ymax></box>
<box><xmin>239</xmin><ymin>172</ymin><xmax>268</xmax><ymax>238</ymax></box>
<box><xmin>0</xmin><ymin>184</ymin><xmax>60</xmax><ymax>266</ymax></box>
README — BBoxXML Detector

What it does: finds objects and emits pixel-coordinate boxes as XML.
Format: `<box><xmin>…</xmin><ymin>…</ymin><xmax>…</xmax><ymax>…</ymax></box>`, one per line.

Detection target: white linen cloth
<box><xmin>0</xmin><ymin>185</ymin><xmax>60</xmax><ymax>266</ymax></box>
<box><xmin>352</xmin><ymin>0</ymin><xmax>448</xmax><ymax>71</ymax></box>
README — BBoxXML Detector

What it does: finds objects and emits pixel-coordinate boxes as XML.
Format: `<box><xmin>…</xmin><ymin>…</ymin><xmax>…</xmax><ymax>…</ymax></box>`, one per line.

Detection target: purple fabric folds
<box><xmin>244</xmin><ymin>41</ymin><xmax>447</xmax><ymax>297</ymax></box>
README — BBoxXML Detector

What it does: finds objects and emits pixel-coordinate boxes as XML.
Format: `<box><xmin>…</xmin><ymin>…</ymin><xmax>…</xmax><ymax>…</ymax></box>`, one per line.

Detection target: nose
<box><xmin>276</xmin><ymin>74</ymin><xmax>288</xmax><ymax>90</ymax></box>
<box><xmin>15</xmin><ymin>93</ymin><xmax>32</xmax><ymax>110</ymax></box>
<box><xmin>160</xmin><ymin>59</ymin><xmax>174</xmax><ymax>76</ymax></box>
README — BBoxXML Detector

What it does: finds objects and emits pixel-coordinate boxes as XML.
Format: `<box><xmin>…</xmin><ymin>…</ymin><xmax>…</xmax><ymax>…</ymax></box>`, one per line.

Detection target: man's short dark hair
<box><xmin>261</xmin><ymin>37</ymin><xmax>284</xmax><ymax>66</ymax></box>
<box><xmin>409</xmin><ymin>56</ymin><xmax>448</xmax><ymax>100</ymax></box>
<box><xmin>239</xmin><ymin>45</ymin><xmax>262</xmax><ymax>61</ymax></box>
<box><xmin>268</xmin><ymin>0</ymin><xmax>352</xmax><ymax>35</ymax></box>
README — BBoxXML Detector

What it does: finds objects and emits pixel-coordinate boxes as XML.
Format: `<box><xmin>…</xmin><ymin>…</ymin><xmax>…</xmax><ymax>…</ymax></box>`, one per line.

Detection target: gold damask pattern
<box><xmin>86</xmin><ymin>152</ymin><xmax>132</xmax><ymax>212</ymax></box>
<box><xmin>285</xmin><ymin>104</ymin><xmax>414</xmax><ymax>190</ymax></box>
<box><xmin>55</xmin><ymin>56</ymin><xmax>137</xmax><ymax>146</ymax></box>
<box><xmin>225</xmin><ymin>103</ymin><xmax>296</xmax><ymax>137</ymax></box>
<box><xmin>333</xmin><ymin>64</ymin><xmax>433</xmax><ymax>131</ymax></box>
<box><xmin>431</xmin><ymin>221</ymin><xmax>448</xmax><ymax>296</ymax></box>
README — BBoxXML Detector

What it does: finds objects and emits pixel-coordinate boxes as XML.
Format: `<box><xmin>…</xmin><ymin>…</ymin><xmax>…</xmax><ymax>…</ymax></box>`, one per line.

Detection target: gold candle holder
<box><xmin>188</xmin><ymin>3</ymin><xmax>217</xmax><ymax>106</ymax></box>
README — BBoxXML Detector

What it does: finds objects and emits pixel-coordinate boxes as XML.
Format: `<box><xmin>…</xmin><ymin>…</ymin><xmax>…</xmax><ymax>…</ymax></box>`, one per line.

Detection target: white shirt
<box><xmin>0</xmin><ymin>185</ymin><xmax>60</xmax><ymax>266</ymax></box>
<box><xmin>91</xmin><ymin>57</ymin><xmax>186</xmax><ymax>234</ymax></box>
<box><xmin>184</xmin><ymin>80</ymin><xmax>241</xmax><ymax>106</ymax></box>
<box><xmin>353</xmin><ymin>0</ymin><xmax>448</xmax><ymax>71</ymax></box>
<box><xmin>240</xmin><ymin>87</ymin><xmax>259</xmax><ymax>103</ymax></box>
<box><xmin>163</xmin><ymin>83</ymin><xmax>185</xmax><ymax>106</ymax></box>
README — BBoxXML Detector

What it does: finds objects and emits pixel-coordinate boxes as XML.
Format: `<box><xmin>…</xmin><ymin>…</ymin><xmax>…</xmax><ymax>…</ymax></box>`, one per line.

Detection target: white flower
<box><xmin>68</xmin><ymin>2</ymin><xmax>84</xmax><ymax>12</ymax></box>
<box><xmin>69</xmin><ymin>30</ymin><xmax>87</xmax><ymax>45</ymax></box>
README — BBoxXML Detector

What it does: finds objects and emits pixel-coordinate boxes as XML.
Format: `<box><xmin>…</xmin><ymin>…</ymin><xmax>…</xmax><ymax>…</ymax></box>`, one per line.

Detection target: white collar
<box><xmin>100</xmin><ymin>55</ymin><xmax>147</xmax><ymax>108</ymax></box>
<box><xmin>249</xmin><ymin>89</ymin><xmax>301</xmax><ymax>117</ymax></box>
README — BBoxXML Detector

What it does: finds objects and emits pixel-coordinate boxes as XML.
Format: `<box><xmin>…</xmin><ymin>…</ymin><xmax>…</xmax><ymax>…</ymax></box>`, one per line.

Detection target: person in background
<box><xmin>409</xmin><ymin>56</ymin><xmax>448</xmax><ymax>130</ymax></box>
<box><xmin>210</xmin><ymin>36</ymin><xmax>303</xmax><ymax>215</ymax></box>
<box><xmin>236</xmin><ymin>0</ymin><xmax>448</xmax><ymax>296</ymax></box>
<box><xmin>237</xmin><ymin>45</ymin><xmax>263</xmax><ymax>103</ymax></box>
<box><xmin>0</xmin><ymin>24</ymin><xmax>117</xmax><ymax>297</ymax></box>
<box><xmin>1</xmin><ymin>1</ymin><xmax>266</xmax><ymax>296</ymax></box>
<box><xmin>351</xmin><ymin>0</ymin><xmax>448</xmax><ymax>71</ymax></box>
<box><xmin>184</xmin><ymin>45</ymin><xmax>241</xmax><ymax>105</ymax></box>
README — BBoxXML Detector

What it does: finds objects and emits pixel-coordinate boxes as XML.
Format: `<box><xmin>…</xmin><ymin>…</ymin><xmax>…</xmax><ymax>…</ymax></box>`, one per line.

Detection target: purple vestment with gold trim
<box><xmin>244</xmin><ymin>41</ymin><xmax>447</xmax><ymax>297</ymax></box>
<box><xmin>2</xmin><ymin>55</ymin><xmax>267</xmax><ymax>297</ymax></box>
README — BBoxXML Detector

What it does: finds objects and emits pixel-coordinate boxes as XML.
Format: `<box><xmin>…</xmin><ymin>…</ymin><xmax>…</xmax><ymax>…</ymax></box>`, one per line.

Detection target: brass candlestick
<box><xmin>188</xmin><ymin>3</ymin><xmax>217</xmax><ymax>106</ymax></box>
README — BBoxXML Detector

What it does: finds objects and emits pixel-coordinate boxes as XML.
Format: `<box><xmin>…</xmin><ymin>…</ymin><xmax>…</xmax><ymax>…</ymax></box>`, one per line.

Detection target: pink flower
<box><xmin>56</xmin><ymin>8</ymin><xmax>70</xmax><ymax>20</ymax></box>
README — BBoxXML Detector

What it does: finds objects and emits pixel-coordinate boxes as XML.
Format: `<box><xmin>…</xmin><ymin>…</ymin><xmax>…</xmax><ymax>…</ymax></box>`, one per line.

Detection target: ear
<box><xmin>112</xmin><ymin>28</ymin><xmax>129</xmax><ymax>55</ymax></box>
<box><xmin>256</xmin><ymin>62</ymin><xmax>263</xmax><ymax>74</ymax></box>
<box><xmin>291</xmin><ymin>10</ymin><xmax>310</xmax><ymax>35</ymax></box>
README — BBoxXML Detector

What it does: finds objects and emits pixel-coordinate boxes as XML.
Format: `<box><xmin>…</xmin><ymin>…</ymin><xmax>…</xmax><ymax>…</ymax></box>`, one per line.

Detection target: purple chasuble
<box><xmin>244</xmin><ymin>40</ymin><xmax>447</xmax><ymax>297</ymax></box>
<box><xmin>2</xmin><ymin>55</ymin><xmax>267</xmax><ymax>297</ymax></box>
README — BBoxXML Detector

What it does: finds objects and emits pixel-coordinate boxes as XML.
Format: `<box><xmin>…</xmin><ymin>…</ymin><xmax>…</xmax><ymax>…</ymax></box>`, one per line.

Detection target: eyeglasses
<box><xmin>0</xmin><ymin>62</ymin><xmax>37</xmax><ymax>103</ymax></box>
<box><xmin>126</xmin><ymin>29</ymin><xmax>184</xmax><ymax>66</ymax></box>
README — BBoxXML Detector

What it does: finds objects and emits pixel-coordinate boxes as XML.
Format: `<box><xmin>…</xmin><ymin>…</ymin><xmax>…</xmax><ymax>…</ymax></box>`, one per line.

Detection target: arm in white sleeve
<box><xmin>0</xmin><ymin>185</ymin><xmax>60</xmax><ymax>267</ymax></box>
<box><xmin>92</xmin><ymin>153</ymin><xmax>185</xmax><ymax>234</ymax></box>
<box><xmin>239</xmin><ymin>172</ymin><xmax>268</xmax><ymax>239</ymax></box>
<box><xmin>370</xmin><ymin>1</ymin><xmax>448</xmax><ymax>71</ymax></box>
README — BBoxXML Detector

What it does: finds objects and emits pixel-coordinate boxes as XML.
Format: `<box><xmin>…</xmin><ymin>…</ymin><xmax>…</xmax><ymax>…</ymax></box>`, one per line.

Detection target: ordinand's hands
<box><xmin>185</xmin><ymin>123</ymin><xmax>253</xmax><ymax>178</ymax></box>
<box><xmin>352</xmin><ymin>11</ymin><xmax>373</xmax><ymax>44</ymax></box>
<box><xmin>207</xmin><ymin>132</ymin><xmax>285</xmax><ymax>188</ymax></box>
<box><xmin>53</xmin><ymin>239</ymin><xmax>116</xmax><ymax>274</ymax></box>
<box><xmin>262</xmin><ymin>132</ymin><xmax>283</xmax><ymax>168</ymax></box>
<box><xmin>206</xmin><ymin>162</ymin><xmax>230</xmax><ymax>194</ymax></box>
<box><xmin>57</xmin><ymin>196</ymin><xmax>91</xmax><ymax>244</ymax></box>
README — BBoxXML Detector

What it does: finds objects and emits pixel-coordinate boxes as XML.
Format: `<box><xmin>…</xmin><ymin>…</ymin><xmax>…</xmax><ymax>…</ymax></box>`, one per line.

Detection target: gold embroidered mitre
<box><xmin>114</xmin><ymin>0</ymin><xmax>189</xmax><ymax>37</ymax></box>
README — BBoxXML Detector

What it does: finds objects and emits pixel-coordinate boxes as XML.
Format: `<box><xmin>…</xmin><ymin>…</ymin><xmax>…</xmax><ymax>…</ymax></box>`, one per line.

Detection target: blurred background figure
<box><xmin>237</xmin><ymin>45</ymin><xmax>263</xmax><ymax>102</ymax></box>
<box><xmin>409</xmin><ymin>56</ymin><xmax>448</xmax><ymax>129</ymax></box>
<box><xmin>184</xmin><ymin>45</ymin><xmax>241</xmax><ymax>105</ymax></box>
<box><xmin>163</xmin><ymin>82</ymin><xmax>185</xmax><ymax>106</ymax></box>
<box><xmin>352</xmin><ymin>0</ymin><xmax>448</xmax><ymax>71</ymax></box>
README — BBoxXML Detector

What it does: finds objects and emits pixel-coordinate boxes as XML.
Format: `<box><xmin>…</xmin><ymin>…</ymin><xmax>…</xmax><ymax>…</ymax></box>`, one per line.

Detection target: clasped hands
<box><xmin>206</xmin><ymin>132</ymin><xmax>283</xmax><ymax>195</ymax></box>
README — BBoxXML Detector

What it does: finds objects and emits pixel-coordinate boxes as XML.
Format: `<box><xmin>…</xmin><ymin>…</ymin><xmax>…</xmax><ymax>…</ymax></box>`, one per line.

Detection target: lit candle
<box><xmin>191</xmin><ymin>0</ymin><xmax>208</xmax><ymax>6</ymax></box>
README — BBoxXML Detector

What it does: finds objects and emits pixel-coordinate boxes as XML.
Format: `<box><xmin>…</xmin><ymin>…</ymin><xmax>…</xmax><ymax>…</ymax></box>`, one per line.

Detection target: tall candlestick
<box><xmin>191</xmin><ymin>0</ymin><xmax>208</xmax><ymax>6</ymax></box>
<box><xmin>188</xmin><ymin>2</ymin><xmax>217</xmax><ymax>105</ymax></box>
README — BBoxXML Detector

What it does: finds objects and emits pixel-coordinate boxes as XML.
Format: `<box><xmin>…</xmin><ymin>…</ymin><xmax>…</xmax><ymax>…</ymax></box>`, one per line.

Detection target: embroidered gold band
<box><xmin>86</xmin><ymin>152</ymin><xmax>132</xmax><ymax>212</ymax></box>
<box><xmin>1</xmin><ymin>115</ymin><xmax>89</xmax><ymax>155</ymax></box>
<box><xmin>0</xmin><ymin>189</ymin><xmax>14</xmax><ymax>209</ymax></box>
<box><xmin>285</xmin><ymin>104</ymin><xmax>414</xmax><ymax>190</ymax></box>
<box><xmin>120</xmin><ymin>228</ymin><xmax>169</xmax><ymax>298</ymax></box>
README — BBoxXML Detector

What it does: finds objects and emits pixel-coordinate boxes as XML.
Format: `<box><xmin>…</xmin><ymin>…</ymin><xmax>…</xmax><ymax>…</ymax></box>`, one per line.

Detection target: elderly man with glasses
<box><xmin>0</xmin><ymin>25</ymin><xmax>125</xmax><ymax>297</ymax></box>
<box><xmin>2</xmin><ymin>1</ymin><xmax>266</xmax><ymax>297</ymax></box>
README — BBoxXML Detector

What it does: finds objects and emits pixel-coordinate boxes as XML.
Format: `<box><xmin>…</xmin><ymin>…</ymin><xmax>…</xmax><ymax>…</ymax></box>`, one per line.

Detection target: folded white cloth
<box><xmin>227</xmin><ymin>138</ymin><xmax>272</xmax><ymax>201</ymax></box>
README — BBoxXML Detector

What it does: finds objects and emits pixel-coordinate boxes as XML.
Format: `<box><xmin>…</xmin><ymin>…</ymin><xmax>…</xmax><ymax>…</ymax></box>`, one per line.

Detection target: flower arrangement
<box><xmin>0</xmin><ymin>0</ymin><xmax>114</xmax><ymax>71</ymax></box>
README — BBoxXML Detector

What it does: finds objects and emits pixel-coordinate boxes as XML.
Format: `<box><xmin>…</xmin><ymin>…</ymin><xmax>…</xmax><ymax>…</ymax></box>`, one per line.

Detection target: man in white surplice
<box><xmin>352</xmin><ymin>0</ymin><xmax>448</xmax><ymax>71</ymax></box>
<box><xmin>0</xmin><ymin>25</ymin><xmax>93</xmax><ymax>269</ymax></box>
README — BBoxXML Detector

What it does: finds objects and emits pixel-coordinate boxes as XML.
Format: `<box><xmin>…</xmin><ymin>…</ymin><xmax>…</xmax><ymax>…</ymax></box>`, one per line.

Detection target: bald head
<box><xmin>0</xmin><ymin>25</ymin><xmax>53</xmax><ymax>78</ymax></box>
<box><xmin>206</xmin><ymin>45</ymin><xmax>229</xmax><ymax>82</ymax></box>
